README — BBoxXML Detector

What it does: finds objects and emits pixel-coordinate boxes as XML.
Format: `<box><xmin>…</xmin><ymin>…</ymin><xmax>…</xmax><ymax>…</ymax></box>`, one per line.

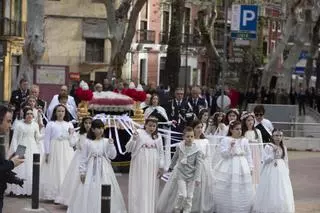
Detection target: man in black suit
<box><xmin>30</xmin><ymin>85</ymin><xmax>46</xmax><ymax>112</ymax></box>
<box><xmin>188</xmin><ymin>86</ymin><xmax>208</xmax><ymax>119</ymax></box>
<box><xmin>0</xmin><ymin>105</ymin><xmax>24</xmax><ymax>213</ymax></box>
<box><xmin>206</xmin><ymin>88</ymin><xmax>218</xmax><ymax>116</ymax></box>
<box><xmin>167</xmin><ymin>88</ymin><xmax>189</xmax><ymax>133</ymax></box>
<box><xmin>9</xmin><ymin>79</ymin><xmax>30</xmax><ymax>121</ymax></box>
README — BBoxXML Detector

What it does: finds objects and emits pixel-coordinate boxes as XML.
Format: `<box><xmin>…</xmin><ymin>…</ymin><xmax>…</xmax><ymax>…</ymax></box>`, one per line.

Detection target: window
<box><xmin>141</xmin><ymin>1</ymin><xmax>148</xmax><ymax>20</ymax></box>
<box><xmin>184</xmin><ymin>7</ymin><xmax>191</xmax><ymax>34</ymax></box>
<box><xmin>162</xmin><ymin>11</ymin><xmax>169</xmax><ymax>33</ymax></box>
<box><xmin>0</xmin><ymin>1</ymin><xmax>3</xmax><ymax>18</ymax></box>
<box><xmin>139</xmin><ymin>59</ymin><xmax>147</xmax><ymax>84</ymax></box>
<box><xmin>277</xmin><ymin>22</ymin><xmax>281</xmax><ymax>32</ymax></box>
<box><xmin>159</xmin><ymin>57</ymin><xmax>166</xmax><ymax>84</ymax></box>
<box><xmin>270</xmin><ymin>40</ymin><xmax>276</xmax><ymax>53</ymax></box>
<box><xmin>14</xmin><ymin>0</ymin><xmax>22</xmax><ymax>20</ymax></box>
<box><xmin>11</xmin><ymin>56</ymin><xmax>20</xmax><ymax>90</ymax></box>
<box><xmin>85</xmin><ymin>39</ymin><xmax>104</xmax><ymax>63</ymax></box>
<box><xmin>263</xmin><ymin>41</ymin><xmax>268</xmax><ymax>57</ymax></box>
<box><xmin>272</xmin><ymin>21</ymin><xmax>276</xmax><ymax>32</ymax></box>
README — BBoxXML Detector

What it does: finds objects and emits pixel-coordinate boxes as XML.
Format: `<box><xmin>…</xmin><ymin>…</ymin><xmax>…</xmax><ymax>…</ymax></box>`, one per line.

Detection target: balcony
<box><xmin>181</xmin><ymin>33</ymin><xmax>202</xmax><ymax>46</ymax></box>
<box><xmin>136</xmin><ymin>30</ymin><xmax>155</xmax><ymax>44</ymax></box>
<box><xmin>0</xmin><ymin>18</ymin><xmax>26</xmax><ymax>37</ymax></box>
<box><xmin>159</xmin><ymin>31</ymin><xmax>169</xmax><ymax>44</ymax></box>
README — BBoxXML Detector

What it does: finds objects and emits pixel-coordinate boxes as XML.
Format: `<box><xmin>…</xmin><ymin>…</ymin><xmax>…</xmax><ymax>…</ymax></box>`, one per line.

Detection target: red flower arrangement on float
<box><xmin>75</xmin><ymin>81</ymin><xmax>93</xmax><ymax>118</ymax></box>
<box><xmin>122</xmin><ymin>82</ymin><xmax>147</xmax><ymax>102</ymax></box>
<box><xmin>75</xmin><ymin>81</ymin><xmax>93</xmax><ymax>101</ymax></box>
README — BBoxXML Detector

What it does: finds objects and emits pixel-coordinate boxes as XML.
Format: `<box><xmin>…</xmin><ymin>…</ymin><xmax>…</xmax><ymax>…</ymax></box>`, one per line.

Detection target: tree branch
<box><xmin>115</xmin><ymin>0</ymin><xmax>133</xmax><ymax>21</ymax></box>
<box><xmin>104</xmin><ymin>0</ymin><xmax>117</xmax><ymax>34</ymax></box>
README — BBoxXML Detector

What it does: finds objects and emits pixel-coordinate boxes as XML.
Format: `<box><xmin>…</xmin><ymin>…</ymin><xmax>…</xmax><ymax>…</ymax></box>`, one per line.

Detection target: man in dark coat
<box><xmin>0</xmin><ymin>105</ymin><xmax>24</xmax><ymax>213</ymax></box>
<box><xmin>9</xmin><ymin>79</ymin><xmax>30</xmax><ymax>121</ymax></box>
<box><xmin>187</xmin><ymin>86</ymin><xmax>208</xmax><ymax>119</ymax></box>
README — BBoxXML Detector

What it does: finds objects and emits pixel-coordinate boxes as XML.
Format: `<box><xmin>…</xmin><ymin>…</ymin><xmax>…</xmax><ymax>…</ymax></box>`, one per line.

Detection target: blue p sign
<box><xmin>240</xmin><ymin>5</ymin><xmax>258</xmax><ymax>32</ymax></box>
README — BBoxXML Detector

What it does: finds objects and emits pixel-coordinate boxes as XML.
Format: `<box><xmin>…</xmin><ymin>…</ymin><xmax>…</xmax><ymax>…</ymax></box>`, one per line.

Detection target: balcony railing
<box><xmin>160</xmin><ymin>31</ymin><xmax>169</xmax><ymax>44</ymax></box>
<box><xmin>0</xmin><ymin>18</ymin><xmax>26</xmax><ymax>37</ymax></box>
<box><xmin>136</xmin><ymin>30</ymin><xmax>155</xmax><ymax>44</ymax></box>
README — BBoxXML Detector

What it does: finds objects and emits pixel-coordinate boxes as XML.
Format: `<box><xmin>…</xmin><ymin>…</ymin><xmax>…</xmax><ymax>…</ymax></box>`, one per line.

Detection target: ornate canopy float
<box><xmin>75</xmin><ymin>80</ymin><xmax>146</xmax><ymax>123</ymax></box>
<box><xmin>75</xmin><ymin>81</ymin><xmax>148</xmax><ymax>170</ymax></box>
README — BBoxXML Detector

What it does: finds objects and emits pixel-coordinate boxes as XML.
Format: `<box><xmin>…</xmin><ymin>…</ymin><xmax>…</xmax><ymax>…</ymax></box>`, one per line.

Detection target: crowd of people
<box><xmin>0</xmin><ymin>78</ymin><xmax>297</xmax><ymax>213</ymax></box>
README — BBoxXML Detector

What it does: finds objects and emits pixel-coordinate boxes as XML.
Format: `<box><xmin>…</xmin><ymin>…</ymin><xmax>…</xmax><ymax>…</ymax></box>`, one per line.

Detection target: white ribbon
<box><xmin>116</xmin><ymin>117</ymin><xmax>133</xmax><ymax>136</ymax></box>
<box><xmin>112</xmin><ymin>117</ymin><xmax>126</xmax><ymax>155</ymax></box>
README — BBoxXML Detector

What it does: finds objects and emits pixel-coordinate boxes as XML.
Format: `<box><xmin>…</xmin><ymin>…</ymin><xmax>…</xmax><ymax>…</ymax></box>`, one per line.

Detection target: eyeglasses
<box><xmin>26</xmin><ymin>113</ymin><xmax>34</xmax><ymax>115</ymax></box>
<box><xmin>255</xmin><ymin>113</ymin><xmax>264</xmax><ymax>117</ymax></box>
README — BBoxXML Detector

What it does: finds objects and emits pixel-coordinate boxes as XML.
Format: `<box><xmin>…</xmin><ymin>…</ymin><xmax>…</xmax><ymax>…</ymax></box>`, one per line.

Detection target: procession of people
<box><xmin>1</xmin><ymin>79</ymin><xmax>296</xmax><ymax>213</ymax></box>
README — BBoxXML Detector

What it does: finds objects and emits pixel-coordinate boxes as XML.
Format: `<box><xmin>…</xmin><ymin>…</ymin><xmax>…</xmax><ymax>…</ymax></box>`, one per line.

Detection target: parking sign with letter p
<box><xmin>240</xmin><ymin>5</ymin><xmax>258</xmax><ymax>32</ymax></box>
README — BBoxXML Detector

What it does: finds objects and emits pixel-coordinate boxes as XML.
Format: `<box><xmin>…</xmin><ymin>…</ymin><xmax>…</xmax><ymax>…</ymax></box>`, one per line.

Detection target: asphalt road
<box><xmin>3</xmin><ymin>151</ymin><xmax>320</xmax><ymax>213</ymax></box>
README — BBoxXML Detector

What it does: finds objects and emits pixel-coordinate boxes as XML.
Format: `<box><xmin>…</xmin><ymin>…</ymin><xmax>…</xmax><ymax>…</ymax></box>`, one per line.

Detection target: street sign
<box><xmin>231</xmin><ymin>4</ymin><xmax>258</xmax><ymax>40</ymax></box>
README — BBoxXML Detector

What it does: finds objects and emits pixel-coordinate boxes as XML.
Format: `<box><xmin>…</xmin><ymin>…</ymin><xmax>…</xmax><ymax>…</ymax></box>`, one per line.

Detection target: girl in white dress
<box><xmin>191</xmin><ymin>120</ymin><xmax>215</xmax><ymax>213</ymax></box>
<box><xmin>25</xmin><ymin>95</ymin><xmax>44</xmax><ymax>130</ymax></box>
<box><xmin>55</xmin><ymin>116</ymin><xmax>92</xmax><ymax>205</ymax></box>
<box><xmin>224</xmin><ymin>108</ymin><xmax>240</xmax><ymax>135</ymax></box>
<box><xmin>126</xmin><ymin>117</ymin><xmax>164</xmax><ymax>213</ymax></box>
<box><xmin>67</xmin><ymin>119</ymin><xmax>127</xmax><ymax>213</ymax></box>
<box><xmin>241</xmin><ymin>112</ymin><xmax>263</xmax><ymax>190</ymax></box>
<box><xmin>206</xmin><ymin>112</ymin><xmax>227</xmax><ymax>170</ymax></box>
<box><xmin>198</xmin><ymin>109</ymin><xmax>209</xmax><ymax>134</ymax></box>
<box><xmin>252</xmin><ymin>129</ymin><xmax>295</xmax><ymax>213</ymax></box>
<box><xmin>7</xmin><ymin>106</ymin><xmax>41</xmax><ymax>196</ymax></box>
<box><xmin>214</xmin><ymin>120</ymin><xmax>254</xmax><ymax>213</ymax></box>
<box><xmin>40</xmin><ymin>104</ymin><xmax>75</xmax><ymax>201</ymax></box>
<box><xmin>212</xmin><ymin>112</ymin><xmax>227</xmax><ymax>136</ymax></box>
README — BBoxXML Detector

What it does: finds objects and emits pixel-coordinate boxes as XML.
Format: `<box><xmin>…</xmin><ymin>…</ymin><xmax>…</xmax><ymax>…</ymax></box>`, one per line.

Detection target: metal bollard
<box><xmin>31</xmin><ymin>154</ymin><xmax>40</xmax><ymax>209</ymax></box>
<box><xmin>101</xmin><ymin>184</ymin><xmax>111</xmax><ymax>213</ymax></box>
<box><xmin>0</xmin><ymin>135</ymin><xmax>5</xmax><ymax>159</ymax></box>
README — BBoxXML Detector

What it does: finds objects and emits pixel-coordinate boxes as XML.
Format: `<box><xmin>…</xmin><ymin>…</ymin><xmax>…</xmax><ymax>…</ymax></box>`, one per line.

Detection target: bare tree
<box><xmin>197</xmin><ymin>0</ymin><xmax>222</xmax><ymax>86</ymax></box>
<box><xmin>262</xmin><ymin>0</ymin><xmax>320</xmax><ymax>90</ymax></box>
<box><xmin>162</xmin><ymin>0</ymin><xmax>185</xmax><ymax>91</ymax></box>
<box><xmin>18</xmin><ymin>0</ymin><xmax>45</xmax><ymax>86</ymax></box>
<box><xmin>92</xmin><ymin>0</ymin><xmax>147</xmax><ymax>79</ymax></box>
<box><xmin>305</xmin><ymin>7</ymin><xmax>320</xmax><ymax>88</ymax></box>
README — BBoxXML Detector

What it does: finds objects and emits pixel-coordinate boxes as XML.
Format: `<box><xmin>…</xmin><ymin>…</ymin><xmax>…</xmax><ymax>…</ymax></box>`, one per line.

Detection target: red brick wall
<box><xmin>147</xmin><ymin>51</ymin><xmax>159</xmax><ymax>84</ymax></box>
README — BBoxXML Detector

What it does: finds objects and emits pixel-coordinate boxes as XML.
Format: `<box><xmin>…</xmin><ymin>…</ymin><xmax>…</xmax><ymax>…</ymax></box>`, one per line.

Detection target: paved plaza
<box><xmin>3</xmin><ymin>151</ymin><xmax>320</xmax><ymax>213</ymax></box>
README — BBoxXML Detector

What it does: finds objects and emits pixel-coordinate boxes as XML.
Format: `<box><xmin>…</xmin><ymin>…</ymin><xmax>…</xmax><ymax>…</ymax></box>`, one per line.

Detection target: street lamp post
<box><xmin>184</xmin><ymin>33</ymin><xmax>189</xmax><ymax>93</ymax></box>
<box><xmin>221</xmin><ymin>0</ymin><xmax>229</xmax><ymax>111</ymax></box>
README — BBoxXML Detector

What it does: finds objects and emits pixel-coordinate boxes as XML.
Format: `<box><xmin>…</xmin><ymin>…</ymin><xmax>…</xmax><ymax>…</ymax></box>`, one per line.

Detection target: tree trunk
<box><xmin>198</xmin><ymin>8</ymin><xmax>222</xmax><ymax>87</ymax></box>
<box><xmin>163</xmin><ymin>0</ymin><xmax>185</xmax><ymax>91</ymax></box>
<box><xmin>316</xmin><ymin>51</ymin><xmax>320</xmax><ymax>90</ymax></box>
<box><xmin>305</xmin><ymin>14</ymin><xmax>320</xmax><ymax>88</ymax></box>
<box><xmin>18</xmin><ymin>0</ymin><xmax>45</xmax><ymax>87</ymax></box>
<box><xmin>105</xmin><ymin>0</ymin><xmax>146</xmax><ymax>79</ymax></box>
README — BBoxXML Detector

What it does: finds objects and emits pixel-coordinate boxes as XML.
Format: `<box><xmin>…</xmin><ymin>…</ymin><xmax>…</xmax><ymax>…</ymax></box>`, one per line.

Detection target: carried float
<box><xmin>76</xmin><ymin>81</ymin><xmax>147</xmax><ymax>171</ymax></box>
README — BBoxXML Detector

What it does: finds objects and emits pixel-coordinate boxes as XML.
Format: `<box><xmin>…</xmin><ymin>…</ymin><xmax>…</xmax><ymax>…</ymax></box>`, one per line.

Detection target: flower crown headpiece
<box><xmin>92</xmin><ymin>113</ymin><xmax>108</xmax><ymax>125</ymax></box>
<box><xmin>240</xmin><ymin>112</ymin><xmax>255</xmax><ymax>121</ymax></box>
<box><xmin>227</xmin><ymin>108</ymin><xmax>240</xmax><ymax>116</ymax></box>
<box><xmin>213</xmin><ymin>111</ymin><xmax>225</xmax><ymax>117</ymax></box>
<box><xmin>146</xmin><ymin>116</ymin><xmax>158</xmax><ymax>123</ymax></box>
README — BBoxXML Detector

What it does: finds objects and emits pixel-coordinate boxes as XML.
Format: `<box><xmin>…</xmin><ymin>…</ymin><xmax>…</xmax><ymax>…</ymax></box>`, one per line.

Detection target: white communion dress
<box><xmin>39</xmin><ymin>120</ymin><xmax>75</xmax><ymax>200</ymax></box>
<box><xmin>126</xmin><ymin>129</ymin><xmax>164</xmax><ymax>213</ymax></box>
<box><xmin>55</xmin><ymin>133</ymin><xmax>86</xmax><ymax>205</ymax></box>
<box><xmin>192</xmin><ymin>138</ymin><xmax>215</xmax><ymax>213</ymax></box>
<box><xmin>244</xmin><ymin>129</ymin><xmax>263</xmax><ymax>190</ymax></box>
<box><xmin>213</xmin><ymin>137</ymin><xmax>254</xmax><ymax>213</ymax></box>
<box><xmin>6</xmin><ymin>121</ymin><xmax>41</xmax><ymax>195</ymax></box>
<box><xmin>252</xmin><ymin>144</ymin><xmax>295</xmax><ymax>213</ymax></box>
<box><xmin>67</xmin><ymin>138</ymin><xmax>127</xmax><ymax>213</ymax></box>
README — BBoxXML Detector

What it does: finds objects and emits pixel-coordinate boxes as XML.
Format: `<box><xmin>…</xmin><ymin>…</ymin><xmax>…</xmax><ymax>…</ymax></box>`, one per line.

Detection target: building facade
<box><xmin>130</xmin><ymin>0</ymin><xmax>207</xmax><ymax>87</ymax></box>
<box><xmin>0</xmin><ymin>0</ymin><xmax>26</xmax><ymax>101</ymax></box>
<box><xmin>43</xmin><ymin>0</ymin><xmax>116</xmax><ymax>84</ymax></box>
